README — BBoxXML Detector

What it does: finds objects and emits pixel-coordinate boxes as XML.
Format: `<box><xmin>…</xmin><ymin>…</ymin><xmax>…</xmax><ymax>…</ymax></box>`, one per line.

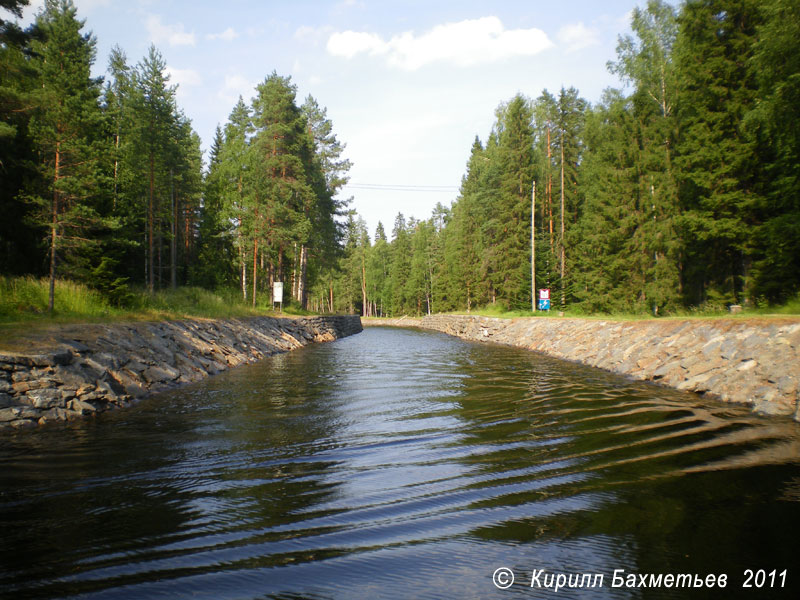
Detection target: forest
<box><xmin>2</xmin><ymin>0</ymin><xmax>799</xmax><ymax>319</ymax></box>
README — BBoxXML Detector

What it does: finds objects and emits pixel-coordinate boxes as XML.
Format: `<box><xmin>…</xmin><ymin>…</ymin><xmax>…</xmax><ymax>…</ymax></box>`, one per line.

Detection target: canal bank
<box><xmin>0</xmin><ymin>315</ymin><xmax>362</xmax><ymax>429</ymax></box>
<box><xmin>364</xmin><ymin>315</ymin><xmax>800</xmax><ymax>420</ymax></box>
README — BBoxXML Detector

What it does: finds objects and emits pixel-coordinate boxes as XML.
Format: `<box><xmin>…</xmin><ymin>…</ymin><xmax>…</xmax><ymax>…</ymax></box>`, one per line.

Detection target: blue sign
<box><xmin>538</xmin><ymin>299</ymin><xmax>550</xmax><ymax>311</ymax></box>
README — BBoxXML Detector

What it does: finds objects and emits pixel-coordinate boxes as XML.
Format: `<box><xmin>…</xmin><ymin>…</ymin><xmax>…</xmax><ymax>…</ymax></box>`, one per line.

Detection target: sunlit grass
<box><xmin>445</xmin><ymin>295</ymin><xmax>800</xmax><ymax>321</ymax></box>
<box><xmin>0</xmin><ymin>276</ymin><xmax>314</xmax><ymax>330</ymax></box>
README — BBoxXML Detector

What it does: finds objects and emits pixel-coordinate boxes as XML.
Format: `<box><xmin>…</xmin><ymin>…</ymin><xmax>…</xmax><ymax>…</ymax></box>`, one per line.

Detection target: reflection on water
<box><xmin>1</xmin><ymin>327</ymin><xmax>799</xmax><ymax>599</ymax></box>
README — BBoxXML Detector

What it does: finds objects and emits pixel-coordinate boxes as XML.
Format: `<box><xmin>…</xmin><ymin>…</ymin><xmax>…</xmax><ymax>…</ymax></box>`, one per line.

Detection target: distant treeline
<box><xmin>2</xmin><ymin>1</ymin><xmax>799</xmax><ymax>318</ymax></box>
<box><xmin>0</xmin><ymin>0</ymin><xmax>350</xmax><ymax>312</ymax></box>
<box><xmin>329</xmin><ymin>0</ymin><xmax>800</xmax><ymax>316</ymax></box>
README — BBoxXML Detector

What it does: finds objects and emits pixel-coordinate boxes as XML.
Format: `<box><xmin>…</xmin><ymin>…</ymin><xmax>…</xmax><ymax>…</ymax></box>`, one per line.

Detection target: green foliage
<box><xmin>2</xmin><ymin>0</ymin><xmax>799</xmax><ymax>322</ymax></box>
<box><xmin>0</xmin><ymin>276</ymin><xmax>314</xmax><ymax>324</ymax></box>
<box><xmin>674</xmin><ymin>0</ymin><xmax>764</xmax><ymax>306</ymax></box>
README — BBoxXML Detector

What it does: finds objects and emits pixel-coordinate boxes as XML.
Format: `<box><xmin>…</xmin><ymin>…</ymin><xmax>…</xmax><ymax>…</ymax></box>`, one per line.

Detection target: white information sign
<box><xmin>273</xmin><ymin>281</ymin><xmax>283</xmax><ymax>303</ymax></box>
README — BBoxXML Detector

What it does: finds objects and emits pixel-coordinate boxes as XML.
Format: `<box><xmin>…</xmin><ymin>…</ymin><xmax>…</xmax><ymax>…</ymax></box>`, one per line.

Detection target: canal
<box><xmin>1</xmin><ymin>326</ymin><xmax>799</xmax><ymax>599</ymax></box>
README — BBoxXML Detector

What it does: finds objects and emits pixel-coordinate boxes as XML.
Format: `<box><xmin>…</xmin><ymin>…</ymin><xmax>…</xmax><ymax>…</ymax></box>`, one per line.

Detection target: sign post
<box><xmin>273</xmin><ymin>281</ymin><xmax>283</xmax><ymax>313</ymax></box>
<box><xmin>538</xmin><ymin>288</ymin><xmax>550</xmax><ymax>312</ymax></box>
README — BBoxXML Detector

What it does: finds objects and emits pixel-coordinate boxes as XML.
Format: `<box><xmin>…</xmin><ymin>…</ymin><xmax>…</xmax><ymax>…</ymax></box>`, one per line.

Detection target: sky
<box><xmin>19</xmin><ymin>0</ymin><xmax>642</xmax><ymax>238</ymax></box>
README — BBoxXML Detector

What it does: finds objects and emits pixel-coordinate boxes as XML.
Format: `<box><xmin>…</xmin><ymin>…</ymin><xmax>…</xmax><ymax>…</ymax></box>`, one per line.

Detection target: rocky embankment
<box><xmin>0</xmin><ymin>315</ymin><xmax>362</xmax><ymax>430</ymax></box>
<box><xmin>372</xmin><ymin>314</ymin><xmax>800</xmax><ymax>420</ymax></box>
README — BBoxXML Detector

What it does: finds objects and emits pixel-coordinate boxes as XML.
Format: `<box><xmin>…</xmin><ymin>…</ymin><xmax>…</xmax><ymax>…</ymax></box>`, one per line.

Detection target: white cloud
<box><xmin>557</xmin><ymin>22</ymin><xmax>600</xmax><ymax>53</ymax></box>
<box><xmin>327</xmin><ymin>31</ymin><xmax>385</xmax><ymax>59</ymax></box>
<box><xmin>218</xmin><ymin>74</ymin><xmax>257</xmax><ymax>105</ymax></box>
<box><xmin>327</xmin><ymin>16</ymin><xmax>553</xmax><ymax>71</ymax></box>
<box><xmin>206</xmin><ymin>27</ymin><xmax>238</xmax><ymax>42</ymax></box>
<box><xmin>165</xmin><ymin>67</ymin><xmax>201</xmax><ymax>88</ymax></box>
<box><xmin>20</xmin><ymin>0</ymin><xmax>110</xmax><ymax>25</ymax></box>
<box><xmin>294</xmin><ymin>24</ymin><xmax>334</xmax><ymax>44</ymax></box>
<box><xmin>146</xmin><ymin>15</ymin><xmax>196</xmax><ymax>47</ymax></box>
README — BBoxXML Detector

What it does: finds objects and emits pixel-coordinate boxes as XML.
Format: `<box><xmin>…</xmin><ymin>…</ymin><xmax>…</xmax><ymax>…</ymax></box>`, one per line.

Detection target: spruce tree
<box><xmin>493</xmin><ymin>94</ymin><xmax>536</xmax><ymax>309</ymax></box>
<box><xmin>674</xmin><ymin>0</ymin><xmax>764</xmax><ymax>306</ymax></box>
<box><xmin>0</xmin><ymin>0</ymin><xmax>41</xmax><ymax>275</ymax></box>
<box><xmin>746</xmin><ymin>0</ymin><xmax>800</xmax><ymax>301</ymax></box>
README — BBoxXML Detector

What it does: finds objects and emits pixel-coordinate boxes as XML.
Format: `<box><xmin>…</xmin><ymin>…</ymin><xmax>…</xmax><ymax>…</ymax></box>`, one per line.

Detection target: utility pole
<box><xmin>560</xmin><ymin>138</ymin><xmax>566</xmax><ymax>309</ymax></box>
<box><xmin>531</xmin><ymin>180</ymin><xmax>536</xmax><ymax>313</ymax></box>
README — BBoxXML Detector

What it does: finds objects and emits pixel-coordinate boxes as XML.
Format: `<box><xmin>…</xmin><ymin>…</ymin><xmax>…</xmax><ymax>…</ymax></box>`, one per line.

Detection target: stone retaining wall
<box><xmin>384</xmin><ymin>314</ymin><xmax>800</xmax><ymax>420</ymax></box>
<box><xmin>0</xmin><ymin>315</ymin><xmax>362</xmax><ymax>429</ymax></box>
<box><xmin>362</xmin><ymin>317</ymin><xmax>423</xmax><ymax>327</ymax></box>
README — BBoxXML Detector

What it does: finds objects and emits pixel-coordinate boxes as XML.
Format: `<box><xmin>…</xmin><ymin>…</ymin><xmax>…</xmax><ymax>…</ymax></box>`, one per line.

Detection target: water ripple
<box><xmin>1</xmin><ymin>327</ymin><xmax>799</xmax><ymax>599</ymax></box>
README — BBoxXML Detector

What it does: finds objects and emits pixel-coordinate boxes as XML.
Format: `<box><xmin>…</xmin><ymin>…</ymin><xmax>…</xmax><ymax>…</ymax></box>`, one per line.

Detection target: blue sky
<box><xmin>20</xmin><ymin>0</ymin><xmax>644</xmax><ymax>237</ymax></box>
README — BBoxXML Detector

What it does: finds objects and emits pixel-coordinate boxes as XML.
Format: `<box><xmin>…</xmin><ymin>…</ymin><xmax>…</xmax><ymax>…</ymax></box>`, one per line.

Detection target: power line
<box><xmin>345</xmin><ymin>182</ymin><xmax>458</xmax><ymax>192</ymax></box>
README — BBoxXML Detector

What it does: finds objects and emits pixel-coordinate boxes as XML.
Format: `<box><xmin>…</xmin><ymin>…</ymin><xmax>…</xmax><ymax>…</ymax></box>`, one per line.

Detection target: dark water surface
<box><xmin>2</xmin><ymin>327</ymin><xmax>799</xmax><ymax>599</ymax></box>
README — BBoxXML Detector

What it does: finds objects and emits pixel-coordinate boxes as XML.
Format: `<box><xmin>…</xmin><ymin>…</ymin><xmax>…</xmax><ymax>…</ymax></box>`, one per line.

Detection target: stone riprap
<box><xmin>0</xmin><ymin>315</ymin><xmax>362</xmax><ymax>430</ymax></box>
<box><xmin>373</xmin><ymin>314</ymin><xmax>799</xmax><ymax>420</ymax></box>
<box><xmin>362</xmin><ymin>317</ymin><xmax>423</xmax><ymax>327</ymax></box>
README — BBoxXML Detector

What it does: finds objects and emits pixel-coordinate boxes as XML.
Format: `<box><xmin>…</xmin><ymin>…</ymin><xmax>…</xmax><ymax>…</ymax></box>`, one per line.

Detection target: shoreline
<box><xmin>364</xmin><ymin>314</ymin><xmax>800</xmax><ymax>421</ymax></box>
<box><xmin>0</xmin><ymin>315</ymin><xmax>363</xmax><ymax>430</ymax></box>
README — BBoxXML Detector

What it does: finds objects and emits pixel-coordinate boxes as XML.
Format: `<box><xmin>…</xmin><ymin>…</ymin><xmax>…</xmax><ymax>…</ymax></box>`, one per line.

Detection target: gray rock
<box><xmin>142</xmin><ymin>365</ymin><xmax>180</xmax><ymax>384</ymax></box>
<box><xmin>27</xmin><ymin>388</ymin><xmax>66</xmax><ymax>409</ymax></box>
<box><xmin>39</xmin><ymin>407</ymin><xmax>70</xmax><ymax>423</ymax></box>
<box><xmin>0</xmin><ymin>392</ymin><xmax>14</xmax><ymax>408</ymax></box>
<box><xmin>753</xmin><ymin>399</ymin><xmax>795</xmax><ymax>417</ymax></box>
<box><xmin>48</xmin><ymin>365</ymin><xmax>84</xmax><ymax>387</ymax></box>
<box><xmin>653</xmin><ymin>360</ymin><xmax>683</xmax><ymax>379</ymax></box>
<box><xmin>0</xmin><ymin>406</ymin><xmax>22</xmax><ymax>422</ymax></box>
<box><xmin>0</xmin><ymin>353</ymin><xmax>23</xmax><ymax>365</ymax></box>
<box><xmin>59</xmin><ymin>339</ymin><xmax>91</xmax><ymax>353</ymax></box>
<box><xmin>51</xmin><ymin>349</ymin><xmax>74</xmax><ymax>366</ymax></box>
<box><xmin>68</xmin><ymin>398</ymin><xmax>98</xmax><ymax>413</ymax></box>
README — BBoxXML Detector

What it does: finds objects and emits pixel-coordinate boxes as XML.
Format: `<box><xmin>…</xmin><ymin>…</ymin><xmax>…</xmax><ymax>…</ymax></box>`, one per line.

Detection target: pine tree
<box><xmin>533</xmin><ymin>91</ymin><xmax>559</xmax><ymax>293</ymax></box>
<box><xmin>554</xmin><ymin>87</ymin><xmax>587</xmax><ymax>308</ymax></box>
<box><xmin>367</xmin><ymin>221</ymin><xmax>391</xmax><ymax>316</ymax></box>
<box><xmin>301</xmin><ymin>94</ymin><xmax>351</xmax><ymax>308</ymax></box>
<box><xmin>132</xmin><ymin>44</ymin><xmax>177</xmax><ymax>293</ymax></box>
<box><xmin>250</xmin><ymin>73</ymin><xmax>315</xmax><ymax>306</ymax></box>
<box><xmin>388</xmin><ymin>213</ymin><xmax>411</xmax><ymax>314</ymax></box>
<box><xmin>27</xmin><ymin>0</ymin><xmax>111</xmax><ymax>312</ymax></box>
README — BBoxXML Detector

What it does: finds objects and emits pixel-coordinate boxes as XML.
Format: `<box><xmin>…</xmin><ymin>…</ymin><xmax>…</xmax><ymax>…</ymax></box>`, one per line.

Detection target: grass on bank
<box><xmin>461</xmin><ymin>296</ymin><xmax>800</xmax><ymax>320</ymax></box>
<box><xmin>0</xmin><ymin>276</ymin><xmax>313</xmax><ymax>329</ymax></box>
<box><xmin>2</xmin><ymin>276</ymin><xmax>798</xmax><ymax>332</ymax></box>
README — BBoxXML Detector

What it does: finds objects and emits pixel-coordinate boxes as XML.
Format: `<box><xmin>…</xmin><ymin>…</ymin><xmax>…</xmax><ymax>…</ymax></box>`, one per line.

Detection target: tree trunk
<box><xmin>148</xmin><ymin>154</ymin><xmax>155</xmax><ymax>294</ymax></box>
<box><xmin>252</xmin><ymin>236</ymin><xmax>258</xmax><ymax>307</ymax></box>
<box><xmin>547</xmin><ymin>126</ymin><xmax>554</xmax><ymax>254</ymax></box>
<box><xmin>48</xmin><ymin>142</ymin><xmax>61</xmax><ymax>314</ymax></box>
<box><xmin>291</xmin><ymin>242</ymin><xmax>298</xmax><ymax>301</ymax></box>
<box><xmin>531</xmin><ymin>180</ymin><xmax>536</xmax><ymax>312</ymax></box>
<box><xmin>560</xmin><ymin>136</ymin><xmax>566</xmax><ymax>309</ymax></box>
<box><xmin>170</xmin><ymin>168</ymin><xmax>176</xmax><ymax>289</ymax></box>
<box><xmin>241</xmin><ymin>243</ymin><xmax>247</xmax><ymax>302</ymax></box>
<box><xmin>361</xmin><ymin>250</ymin><xmax>367</xmax><ymax>317</ymax></box>
<box><xmin>299</xmin><ymin>245</ymin><xmax>308</xmax><ymax>309</ymax></box>
<box><xmin>157</xmin><ymin>217</ymin><xmax>162</xmax><ymax>290</ymax></box>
